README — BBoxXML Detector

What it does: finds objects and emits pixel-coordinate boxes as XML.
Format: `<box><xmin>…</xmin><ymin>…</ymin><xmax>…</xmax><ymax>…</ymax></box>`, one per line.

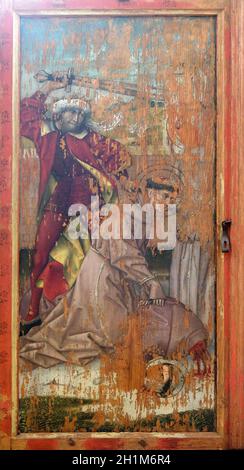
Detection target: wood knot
<box><xmin>138</xmin><ymin>439</ymin><xmax>147</xmax><ymax>448</ymax></box>
<box><xmin>68</xmin><ymin>438</ymin><xmax>76</xmax><ymax>446</ymax></box>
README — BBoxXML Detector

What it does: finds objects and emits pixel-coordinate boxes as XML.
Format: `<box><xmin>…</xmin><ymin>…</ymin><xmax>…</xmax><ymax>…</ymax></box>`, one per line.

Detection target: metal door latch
<box><xmin>221</xmin><ymin>219</ymin><xmax>232</xmax><ymax>253</ymax></box>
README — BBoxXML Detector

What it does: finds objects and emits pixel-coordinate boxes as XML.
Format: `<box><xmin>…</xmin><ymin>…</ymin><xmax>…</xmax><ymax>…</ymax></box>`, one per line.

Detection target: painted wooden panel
<box><xmin>0</xmin><ymin>0</ymin><xmax>243</xmax><ymax>451</ymax></box>
<box><xmin>18</xmin><ymin>15</ymin><xmax>216</xmax><ymax>433</ymax></box>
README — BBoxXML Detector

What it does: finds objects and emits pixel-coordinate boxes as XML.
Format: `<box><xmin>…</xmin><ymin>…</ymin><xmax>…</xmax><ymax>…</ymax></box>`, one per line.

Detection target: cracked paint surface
<box><xmin>19</xmin><ymin>15</ymin><xmax>216</xmax><ymax>432</ymax></box>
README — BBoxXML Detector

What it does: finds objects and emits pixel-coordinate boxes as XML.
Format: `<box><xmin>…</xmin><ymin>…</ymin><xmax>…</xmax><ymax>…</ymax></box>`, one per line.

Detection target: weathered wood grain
<box><xmin>11</xmin><ymin>432</ymin><xmax>224</xmax><ymax>450</ymax></box>
<box><xmin>228</xmin><ymin>0</ymin><xmax>244</xmax><ymax>450</ymax></box>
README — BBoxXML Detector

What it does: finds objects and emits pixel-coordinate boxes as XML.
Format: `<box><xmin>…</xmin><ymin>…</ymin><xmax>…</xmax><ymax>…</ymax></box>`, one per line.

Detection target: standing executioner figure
<box><xmin>20</xmin><ymin>71</ymin><xmax>131</xmax><ymax>333</ymax></box>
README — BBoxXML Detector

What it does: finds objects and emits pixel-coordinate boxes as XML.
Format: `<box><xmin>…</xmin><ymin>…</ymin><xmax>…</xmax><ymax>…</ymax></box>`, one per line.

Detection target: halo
<box><xmin>145</xmin><ymin>358</ymin><xmax>186</xmax><ymax>398</ymax></box>
<box><xmin>137</xmin><ymin>162</ymin><xmax>184</xmax><ymax>191</ymax></box>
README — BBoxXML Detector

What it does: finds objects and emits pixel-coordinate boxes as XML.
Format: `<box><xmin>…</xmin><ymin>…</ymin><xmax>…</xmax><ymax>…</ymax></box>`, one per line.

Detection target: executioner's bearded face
<box><xmin>52</xmin><ymin>99</ymin><xmax>91</xmax><ymax>134</ymax></box>
<box><xmin>54</xmin><ymin>107</ymin><xmax>86</xmax><ymax>134</ymax></box>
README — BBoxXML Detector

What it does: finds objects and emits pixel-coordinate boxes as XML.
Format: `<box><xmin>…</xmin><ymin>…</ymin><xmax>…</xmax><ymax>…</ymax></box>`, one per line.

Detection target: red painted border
<box><xmin>228</xmin><ymin>0</ymin><xmax>244</xmax><ymax>449</ymax></box>
<box><xmin>0</xmin><ymin>1</ymin><xmax>13</xmax><ymax>451</ymax></box>
<box><xmin>12</xmin><ymin>0</ymin><xmax>227</xmax><ymax>12</ymax></box>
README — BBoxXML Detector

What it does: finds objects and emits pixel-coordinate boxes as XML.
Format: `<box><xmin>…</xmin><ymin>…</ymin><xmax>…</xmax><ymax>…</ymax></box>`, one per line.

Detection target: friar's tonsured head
<box><xmin>137</xmin><ymin>163</ymin><xmax>184</xmax><ymax>207</ymax></box>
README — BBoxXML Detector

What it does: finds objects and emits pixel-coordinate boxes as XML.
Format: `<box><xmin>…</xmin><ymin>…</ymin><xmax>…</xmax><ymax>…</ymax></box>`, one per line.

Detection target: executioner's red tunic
<box><xmin>20</xmin><ymin>92</ymin><xmax>130</xmax><ymax>313</ymax></box>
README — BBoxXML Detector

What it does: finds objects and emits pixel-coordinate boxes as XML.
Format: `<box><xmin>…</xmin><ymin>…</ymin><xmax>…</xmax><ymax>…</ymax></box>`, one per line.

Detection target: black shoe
<box><xmin>20</xmin><ymin>317</ymin><xmax>42</xmax><ymax>336</ymax></box>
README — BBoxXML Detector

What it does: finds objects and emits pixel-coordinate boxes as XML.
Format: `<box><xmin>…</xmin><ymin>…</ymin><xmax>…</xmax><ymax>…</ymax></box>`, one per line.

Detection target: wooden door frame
<box><xmin>0</xmin><ymin>0</ymin><xmax>243</xmax><ymax>450</ymax></box>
